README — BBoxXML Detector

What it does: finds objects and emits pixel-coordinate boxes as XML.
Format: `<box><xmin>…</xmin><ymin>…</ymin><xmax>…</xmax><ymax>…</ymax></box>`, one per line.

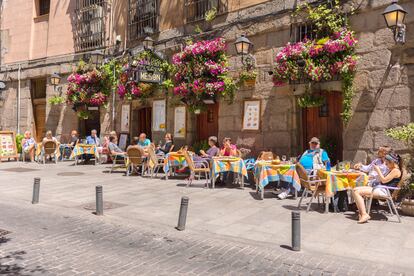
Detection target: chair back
<box><xmin>392</xmin><ymin>169</ymin><xmax>408</xmax><ymax>200</ymax></box>
<box><xmin>258</xmin><ymin>151</ymin><xmax>274</xmax><ymax>161</ymax></box>
<box><xmin>127</xmin><ymin>147</ymin><xmax>144</xmax><ymax>166</ymax></box>
<box><xmin>147</xmin><ymin>145</ymin><xmax>158</xmax><ymax>165</ymax></box>
<box><xmin>43</xmin><ymin>141</ymin><xmax>57</xmax><ymax>155</ymax></box>
<box><xmin>296</xmin><ymin>163</ymin><xmax>313</xmax><ymax>189</ymax></box>
<box><xmin>183</xmin><ymin>150</ymin><xmax>195</xmax><ymax>171</ymax></box>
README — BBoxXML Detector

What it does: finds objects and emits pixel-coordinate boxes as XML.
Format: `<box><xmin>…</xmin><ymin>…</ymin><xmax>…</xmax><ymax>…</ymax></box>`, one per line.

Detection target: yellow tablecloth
<box><xmin>318</xmin><ymin>169</ymin><xmax>369</xmax><ymax>197</ymax></box>
<box><xmin>70</xmin><ymin>144</ymin><xmax>98</xmax><ymax>158</ymax></box>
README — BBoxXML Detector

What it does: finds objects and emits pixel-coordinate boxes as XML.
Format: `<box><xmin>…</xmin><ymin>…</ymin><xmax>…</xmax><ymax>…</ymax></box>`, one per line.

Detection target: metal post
<box><xmin>95</xmin><ymin>185</ymin><xmax>103</xmax><ymax>216</ymax></box>
<box><xmin>17</xmin><ymin>63</ymin><xmax>21</xmax><ymax>134</ymax></box>
<box><xmin>291</xmin><ymin>211</ymin><xmax>301</xmax><ymax>251</ymax></box>
<box><xmin>176</xmin><ymin>196</ymin><xmax>189</xmax><ymax>231</ymax></box>
<box><xmin>32</xmin><ymin>177</ymin><xmax>40</xmax><ymax>204</ymax></box>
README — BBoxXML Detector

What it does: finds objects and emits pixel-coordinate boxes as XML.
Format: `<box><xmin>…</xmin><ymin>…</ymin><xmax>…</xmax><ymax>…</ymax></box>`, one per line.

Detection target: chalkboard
<box><xmin>0</xmin><ymin>131</ymin><xmax>18</xmax><ymax>161</ymax></box>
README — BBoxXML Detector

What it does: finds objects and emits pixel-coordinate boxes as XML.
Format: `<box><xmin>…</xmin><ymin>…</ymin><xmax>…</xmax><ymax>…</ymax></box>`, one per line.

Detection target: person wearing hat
<box><xmin>299</xmin><ymin>137</ymin><xmax>330</xmax><ymax>172</ymax></box>
<box><xmin>278</xmin><ymin>137</ymin><xmax>330</xmax><ymax>199</ymax></box>
<box><xmin>352</xmin><ymin>153</ymin><xmax>403</xmax><ymax>223</ymax></box>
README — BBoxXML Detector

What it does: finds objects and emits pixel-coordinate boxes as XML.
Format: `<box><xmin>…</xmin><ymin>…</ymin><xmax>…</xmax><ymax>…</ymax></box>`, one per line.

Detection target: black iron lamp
<box><xmin>235</xmin><ymin>34</ymin><xmax>253</xmax><ymax>56</ymax></box>
<box><xmin>143</xmin><ymin>36</ymin><xmax>155</xmax><ymax>50</ymax></box>
<box><xmin>383</xmin><ymin>1</ymin><xmax>408</xmax><ymax>44</ymax></box>
<box><xmin>89</xmin><ymin>50</ymin><xmax>105</xmax><ymax>65</ymax></box>
<box><xmin>50</xmin><ymin>72</ymin><xmax>62</xmax><ymax>92</ymax></box>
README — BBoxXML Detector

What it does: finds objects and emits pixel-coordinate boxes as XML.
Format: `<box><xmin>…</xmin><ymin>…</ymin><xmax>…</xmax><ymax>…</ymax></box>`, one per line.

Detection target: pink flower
<box><xmin>117</xmin><ymin>84</ymin><xmax>126</xmax><ymax>98</ymax></box>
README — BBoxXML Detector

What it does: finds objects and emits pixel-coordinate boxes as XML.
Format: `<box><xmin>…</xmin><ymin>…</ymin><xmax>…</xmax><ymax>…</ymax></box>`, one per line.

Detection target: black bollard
<box><xmin>176</xmin><ymin>196</ymin><xmax>189</xmax><ymax>231</ymax></box>
<box><xmin>32</xmin><ymin>177</ymin><xmax>40</xmax><ymax>204</ymax></box>
<box><xmin>95</xmin><ymin>185</ymin><xmax>103</xmax><ymax>216</ymax></box>
<box><xmin>291</xmin><ymin>211</ymin><xmax>301</xmax><ymax>251</ymax></box>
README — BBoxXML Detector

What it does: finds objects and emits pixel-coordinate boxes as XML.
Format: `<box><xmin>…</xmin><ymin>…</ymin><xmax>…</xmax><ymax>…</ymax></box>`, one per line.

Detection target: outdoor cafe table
<box><xmin>211</xmin><ymin>157</ymin><xmax>248</xmax><ymax>189</ymax></box>
<box><xmin>70</xmin><ymin>144</ymin><xmax>98</xmax><ymax>165</ymax></box>
<box><xmin>163</xmin><ymin>152</ymin><xmax>187</xmax><ymax>179</ymax></box>
<box><xmin>317</xmin><ymin>169</ymin><xmax>369</xmax><ymax>213</ymax></box>
<box><xmin>254</xmin><ymin>161</ymin><xmax>301</xmax><ymax>200</ymax></box>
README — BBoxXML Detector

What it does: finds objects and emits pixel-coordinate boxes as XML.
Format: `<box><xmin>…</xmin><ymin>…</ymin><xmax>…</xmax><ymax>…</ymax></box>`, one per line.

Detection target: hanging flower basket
<box><xmin>171</xmin><ymin>37</ymin><xmax>237</xmax><ymax>113</ymax></box>
<box><xmin>244</xmin><ymin>79</ymin><xmax>256</xmax><ymax>87</ymax></box>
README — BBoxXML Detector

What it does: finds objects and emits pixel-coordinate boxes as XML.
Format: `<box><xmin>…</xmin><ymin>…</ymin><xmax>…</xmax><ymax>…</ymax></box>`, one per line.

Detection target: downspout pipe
<box><xmin>17</xmin><ymin>63</ymin><xmax>21</xmax><ymax>134</ymax></box>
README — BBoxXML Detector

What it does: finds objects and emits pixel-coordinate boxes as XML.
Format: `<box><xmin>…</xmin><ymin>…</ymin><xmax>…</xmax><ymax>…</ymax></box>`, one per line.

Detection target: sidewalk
<box><xmin>0</xmin><ymin>161</ymin><xmax>413</xmax><ymax>274</ymax></box>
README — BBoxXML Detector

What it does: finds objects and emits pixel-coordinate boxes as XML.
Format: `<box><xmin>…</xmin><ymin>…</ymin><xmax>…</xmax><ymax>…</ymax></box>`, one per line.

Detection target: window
<box><xmin>185</xmin><ymin>0</ymin><xmax>228</xmax><ymax>23</ymax></box>
<box><xmin>74</xmin><ymin>0</ymin><xmax>107</xmax><ymax>52</ymax></box>
<box><xmin>128</xmin><ymin>0</ymin><xmax>158</xmax><ymax>42</ymax></box>
<box><xmin>291</xmin><ymin>22</ymin><xmax>316</xmax><ymax>43</ymax></box>
<box><xmin>31</xmin><ymin>79</ymin><xmax>47</xmax><ymax>99</ymax></box>
<box><xmin>38</xmin><ymin>0</ymin><xmax>50</xmax><ymax>16</ymax></box>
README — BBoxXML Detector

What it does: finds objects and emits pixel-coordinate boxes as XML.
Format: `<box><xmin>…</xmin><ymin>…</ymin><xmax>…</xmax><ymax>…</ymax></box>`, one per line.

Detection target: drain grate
<box><xmin>0</xmin><ymin>229</ymin><xmax>11</xmax><ymax>237</ymax></box>
<box><xmin>57</xmin><ymin>172</ymin><xmax>85</xmax><ymax>176</ymax></box>
<box><xmin>81</xmin><ymin>201</ymin><xmax>127</xmax><ymax>211</ymax></box>
<box><xmin>0</xmin><ymin>168</ymin><xmax>39</xmax><ymax>172</ymax></box>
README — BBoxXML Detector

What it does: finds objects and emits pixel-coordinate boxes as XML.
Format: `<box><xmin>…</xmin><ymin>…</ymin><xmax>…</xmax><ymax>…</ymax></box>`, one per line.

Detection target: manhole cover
<box><xmin>57</xmin><ymin>172</ymin><xmax>85</xmax><ymax>176</ymax></box>
<box><xmin>81</xmin><ymin>201</ymin><xmax>127</xmax><ymax>211</ymax></box>
<box><xmin>0</xmin><ymin>229</ymin><xmax>11</xmax><ymax>237</ymax></box>
<box><xmin>0</xmin><ymin>168</ymin><xmax>39</xmax><ymax>172</ymax></box>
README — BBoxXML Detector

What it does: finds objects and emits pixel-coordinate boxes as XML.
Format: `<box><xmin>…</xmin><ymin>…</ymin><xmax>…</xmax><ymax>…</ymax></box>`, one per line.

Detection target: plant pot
<box><xmin>193</xmin><ymin>109</ymin><xmax>201</xmax><ymax>115</ymax></box>
<box><xmin>401</xmin><ymin>199</ymin><xmax>414</xmax><ymax>216</ymax></box>
<box><xmin>243</xmin><ymin>79</ymin><xmax>256</xmax><ymax>87</ymax></box>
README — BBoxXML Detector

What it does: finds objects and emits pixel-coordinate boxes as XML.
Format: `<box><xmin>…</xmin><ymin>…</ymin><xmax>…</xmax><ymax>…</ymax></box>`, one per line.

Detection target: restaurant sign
<box><xmin>134</xmin><ymin>69</ymin><xmax>163</xmax><ymax>84</ymax></box>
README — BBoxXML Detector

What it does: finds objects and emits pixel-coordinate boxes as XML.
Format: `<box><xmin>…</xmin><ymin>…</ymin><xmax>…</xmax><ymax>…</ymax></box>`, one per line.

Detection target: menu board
<box><xmin>152</xmin><ymin>99</ymin><xmax>166</xmax><ymax>132</ymax></box>
<box><xmin>242</xmin><ymin>100</ymin><xmax>261</xmax><ymax>131</ymax></box>
<box><xmin>121</xmin><ymin>104</ymin><xmax>130</xmax><ymax>133</ymax></box>
<box><xmin>174</xmin><ymin>106</ymin><xmax>186</xmax><ymax>139</ymax></box>
<box><xmin>0</xmin><ymin>131</ymin><xmax>18</xmax><ymax>161</ymax></box>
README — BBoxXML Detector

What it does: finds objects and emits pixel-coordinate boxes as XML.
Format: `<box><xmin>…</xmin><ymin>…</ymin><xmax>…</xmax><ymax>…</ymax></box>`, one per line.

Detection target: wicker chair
<box><xmin>296</xmin><ymin>163</ymin><xmax>327</xmax><ymax>212</ymax></box>
<box><xmin>126</xmin><ymin>147</ymin><xmax>145</xmax><ymax>176</ymax></box>
<box><xmin>183</xmin><ymin>150</ymin><xmax>210</xmax><ymax>188</ymax></box>
<box><xmin>146</xmin><ymin>146</ymin><xmax>164</xmax><ymax>178</ymax></box>
<box><xmin>258</xmin><ymin>151</ymin><xmax>275</xmax><ymax>161</ymax></box>
<box><xmin>42</xmin><ymin>141</ymin><xmax>58</xmax><ymax>164</ymax></box>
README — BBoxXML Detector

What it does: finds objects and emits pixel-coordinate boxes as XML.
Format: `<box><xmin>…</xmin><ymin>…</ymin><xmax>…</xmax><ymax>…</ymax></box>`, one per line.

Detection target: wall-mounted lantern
<box><xmin>143</xmin><ymin>36</ymin><xmax>155</xmax><ymax>50</ymax></box>
<box><xmin>383</xmin><ymin>1</ymin><xmax>408</xmax><ymax>44</ymax></box>
<box><xmin>50</xmin><ymin>73</ymin><xmax>61</xmax><ymax>92</ymax></box>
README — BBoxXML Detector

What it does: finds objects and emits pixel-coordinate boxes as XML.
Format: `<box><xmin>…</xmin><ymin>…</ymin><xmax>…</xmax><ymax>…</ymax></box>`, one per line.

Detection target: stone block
<box><xmin>376</xmin><ymin>86</ymin><xmax>411</xmax><ymax>109</ymax></box>
<box><xmin>373</xmin><ymin>28</ymin><xmax>396</xmax><ymax>48</ymax></box>
<box><xmin>373</xmin><ymin>132</ymin><xmax>407</xmax><ymax>151</ymax></box>
<box><xmin>367</xmin><ymin>69</ymin><xmax>387</xmax><ymax>90</ymax></box>
<box><xmin>343</xmin><ymin>129</ymin><xmax>374</xmax><ymax>150</ymax></box>
<box><xmin>390</xmin><ymin>109</ymin><xmax>411</xmax><ymax>125</ymax></box>
<box><xmin>343</xmin><ymin>150</ymin><xmax>368</xmax><ymax>163</ymax></box>
<box><xmin>353</xmin><ymin>91</ymin><xmax>375</xmax><ymax>112</ymax></box>
<box><xmin>368</xmin><ymin>109</ymin><xmax>392</xmax><ymax>131</ymax></box>
<box><xmin>359</xmin><ymin>50</ymin><xmax>391</xmax><ymax>70</ymax></box>
<box><xmin>346</xmin><ymin>111</ymin><xmax>370</xmax><ymax>131</ymax></box>
<box><xmin>355</xmin><ymin>32</ymin><xmax>374</xmax><ymax>53</ymax></box>
<box><xmin>353</xmin><ymin>70</ymin><xmax>369</xmax><ymax>91</ymax></box>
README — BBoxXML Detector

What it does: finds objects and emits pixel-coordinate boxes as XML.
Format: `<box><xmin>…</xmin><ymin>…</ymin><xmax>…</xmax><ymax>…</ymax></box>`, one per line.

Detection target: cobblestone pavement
<box><xmin>0</xmin><ymin>200</ymin><xmax>409</xmax><ymax>276</ymax></box>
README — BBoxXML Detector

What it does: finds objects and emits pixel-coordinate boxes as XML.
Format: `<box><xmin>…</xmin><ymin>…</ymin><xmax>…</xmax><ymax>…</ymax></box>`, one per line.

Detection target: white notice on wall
<box><xmin>174</xmin><ymin>106</ymin><xmax>186</xmax><ymax>138</ymax></box>
<box><xmin>152</xmin><ymin>99</ymin><xmax>166</xmax><ymax>132</ymax></box>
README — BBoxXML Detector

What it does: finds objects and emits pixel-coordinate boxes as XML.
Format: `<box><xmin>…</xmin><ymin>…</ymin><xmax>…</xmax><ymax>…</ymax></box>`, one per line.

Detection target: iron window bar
<box><xmin>128</xmin><ymin>0</ymin><xmax>159</xmax><ymax>43</ymax></box>
<box><xmin>185</xmin><ymin>0</ymin><xmax>228</xmax><ymax>23</ymax></box>
<box><xmin>74</xmin><ymin>0</ymin><xmax>107</xmax><ymax>52</ymax></box>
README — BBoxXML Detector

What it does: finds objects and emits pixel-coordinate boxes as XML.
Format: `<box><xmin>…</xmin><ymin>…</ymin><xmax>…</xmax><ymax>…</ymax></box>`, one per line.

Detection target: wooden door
<box><xmin>132</xmin><ymin>107</ymin><xmax>152</xmax><ymax>140</ymax></box>
<box><xmin>79</xmin><ymin>109</ymin><xmax>100</xmax><ymax>138</ymax></box>
<box><xmin>197</xmin><ymin>103</ymin><xmax>219</xmax><ymax>142</ymax></box>
<box><xmin>302</xmin><ymin>92</ymin><xmax>343</xmax><ymax>163</ymax></box>
<box><xmin>31</xmin><ymin>78</ymin><xmax>47</xmax><ymax>142</ymax></box>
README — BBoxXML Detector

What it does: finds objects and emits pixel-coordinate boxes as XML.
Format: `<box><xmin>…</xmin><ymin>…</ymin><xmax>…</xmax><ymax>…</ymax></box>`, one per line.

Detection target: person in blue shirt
<box><xmin>278</xmin><ymin>137</ymin><xmax>330</xmax><ymax>200</ymax></box>
<box><xmin>137</xmin><ymin>133</ymin><xmax>151</xmax><ymax>148</ymax></box>
<box><xmin>86</xmin><ymin>129</ymin><xmax>101</xmax><ymax>146</ymax></box>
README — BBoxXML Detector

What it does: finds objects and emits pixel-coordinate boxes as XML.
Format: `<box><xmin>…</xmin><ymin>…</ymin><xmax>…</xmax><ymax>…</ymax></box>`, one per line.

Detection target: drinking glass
<box><xmin>344</xmin><ymin>161</ymin><xmax>351</xmax><ymax>172</ymax></box>
<box><xmin>282</xmin><ymin>155</ymin><xmax>287</xmax><ymax>162</ymax></box>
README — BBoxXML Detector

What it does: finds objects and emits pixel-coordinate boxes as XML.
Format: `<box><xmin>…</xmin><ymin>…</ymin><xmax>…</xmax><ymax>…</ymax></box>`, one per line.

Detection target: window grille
<box><xmin>74</xmin><ymin>0</ymin><xmax>107</xmax><ymax>52</ymax></box>
<box><xmin>291</xmin><ymin>22</ymin><xmax>317</xmax><ymax>43</ymax></box>
<box><xmin>128</xmin><ymin>0</ymin><xmax>158</xmax><ymax>42</ymax></box>
<box><xmin>185</xmin><ymin>0</ymin><xmax>228</xmax><ymax>23</ymax></box>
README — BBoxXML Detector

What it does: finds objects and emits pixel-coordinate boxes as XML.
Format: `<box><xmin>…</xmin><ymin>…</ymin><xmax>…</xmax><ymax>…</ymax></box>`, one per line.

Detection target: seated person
<box><xmin>219</xmin><ymin>137</ymin><xmax>237</xmax><ymax>157</ymax></box>
<box><xmin>200</xmin><ymin>136</ymin><xmax>219</xmax><ymax>159</ymax></box>
<box><xmin>42</xmin><ymin>130</ymin><xmax>59</xmax><ymax>160</ymax></box>
<box><xmin>137</xmin><ymin>133</ymin><xmax>151</xmax><ymax>148</ymax></box>
<box><xmin>108</xmin><ymin>135</ymin><xmax>126</xmax><ymax>159</ymax></box>
<box><xmin>157</xmin><ymin>133</ymin><xmax>174</xmax><ymax>154</ymax></box>
<box><xmin>60</xmin><ymin>130</ymin><xmax>78</xmax><ymax>160</ymax></box>
<box><xmin>352</xmin><ymin>153</ymin><xmax>403</xmax><ymax>224</ymax></box>
<box><xmin>299</xmin><ymin>137</ymin><xmax>330</xmax><ymax>173</ymax></box>
<box><xmin>21</xmin><ymin>130</ymin><xmax>36</xmax><ymax>162</ymax></box>
<box><xmin>69</xmin><ymin>130</ymin><xmax>79</xmax><ymax>147</ymax></box>
<box><xmin>86</xmin><ymin>129</ymin><xmax>101</xmax><ymax>146</ymax></box>
<box><xmin>354</xmin><ymin>146</ymin><xmax>391</xmax><ymax>185</ymax></box>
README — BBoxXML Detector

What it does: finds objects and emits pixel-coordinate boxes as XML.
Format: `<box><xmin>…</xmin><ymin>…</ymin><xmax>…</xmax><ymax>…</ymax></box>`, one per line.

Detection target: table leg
<box><xmin>325</xmin><ymin>197</ymin><xmax>329</xmax><ymax>213</ymax></box>
<box><xmin>212</xmin><ymin>172</ymin><xmax>216</xmax><ymax>189</ymax></box>
<box><xmin>241</xmin><ymin>173</ymin><xmax>244</xmax><ymax>190</ymax></box>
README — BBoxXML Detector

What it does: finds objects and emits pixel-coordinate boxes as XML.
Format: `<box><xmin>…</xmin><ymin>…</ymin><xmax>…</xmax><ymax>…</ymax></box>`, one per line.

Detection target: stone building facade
<box><xmin>0</xmin><ymin>0</ymin><xmax>413</xmax><ymax>162</ymax></box>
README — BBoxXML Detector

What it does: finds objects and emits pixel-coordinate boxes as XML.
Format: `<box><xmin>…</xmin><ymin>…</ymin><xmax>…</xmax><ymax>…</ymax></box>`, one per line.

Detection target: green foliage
<box><xmin>205</xmin><ymin>7</ymin><xmax>217</xmax><ymax>22</ymax></box>
<box><xmin>16</xmin><ymin>134</ymin><xmax>24</xmax><ymax>154</ymax></box>
<box><xmin>77</xmin><ymin>110</ymin><xmax>90</xmax><ymax>120</ymax></box>
<box><xmin>297</xmin><ymin>93</ymin><xmax>325</xmax><ymax>108</ymax></box>
<box><xmin>221</xmin><ymin>75</ymin><xmax>238</xmax><ymax>104</ymax></box>
<box><xmin>192</xmin><ymin>140</ymin><xmax>209</xmax><ymax>155</ymax></box>
<box><xmin>340</xmin><ymin>72</ymin><xmax>355</xmax><ymax>123</ymax></box>
<box><xmin>319</xmin><ymin>136</ymin><xmax>338</xmax><ymax>159</ymax></box>
<box><xmin>386</xmin><ymin>123</ymin><xmax>414</xmax><ymax>148</ymax></box>
<box><xmin>194</xmin><ymin>25</ymin><xmax>203</xmax><ymax>34</ymax></box>
<box><xmin>162</xmin><ymin>79</ymin><xmax>174</xmax><ymax>89</ymax></box>
<box><xmin>100</xmin><ymin>58</ymin><xmax>124</xmax><ymax>90</ymax></box>
<box><xmin>48</xmin><ymin>95</ymin><xmax>66</xmax><ymax>105</ymax></box>
<box><xmin>238</xmin><ymin>70</ymin><xmax>258</xmax><ymax>82</ymax></box>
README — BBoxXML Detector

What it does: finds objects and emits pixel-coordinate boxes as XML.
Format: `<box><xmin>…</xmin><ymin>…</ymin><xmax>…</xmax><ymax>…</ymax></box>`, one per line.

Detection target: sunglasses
<box><xmin>310</xmin><ymin>142</ymin><xmax>319</xmax><ymax>145</ymax></box>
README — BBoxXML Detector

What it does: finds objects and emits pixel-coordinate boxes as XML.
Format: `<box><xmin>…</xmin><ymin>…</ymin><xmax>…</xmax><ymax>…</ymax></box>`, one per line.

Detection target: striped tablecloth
<box><xmin>254</xmin><ymin>162</ymin><xmax>301</xmax><ymax>192</ymax></box>
<box><xmin>212</xmin><ymin>157</ymin><xmax>248</xmax><ymax>179</ymax></box>
<box><xmin>318</xmin><ymin>169</ymin><xmax>369</xmax><ymax>197</ymax></box>
<box><xmin>70</xmin><ymin>144</ymin><xmax>98</xmax><ymax>159</ymax></box>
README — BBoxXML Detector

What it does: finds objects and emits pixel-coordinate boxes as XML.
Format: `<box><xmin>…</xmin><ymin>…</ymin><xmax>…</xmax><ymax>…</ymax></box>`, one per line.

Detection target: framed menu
<box><xmin>174</xmin><ymin>106</ymin><xmax>186</xmax><ymax>139</ymax></box>
<box><xmin>118</xmin><ymin>133</ymin><xmax>128</xmax><ymax>150</ymax></box>
<box><xmin>0</xmin><ymin>131</ymin><xmax>18</xmax><ymax>161</ymax></box>
<box><xmin>152</xmin><ymin>99</ymin><xmax>166</xmax><ymax>132</ymax></box>
<box><xmin>121</xmin><ymin>104</ymin><xmax>130</xmax><ymax>133</ymax></box>
<box><xmin>242</xmin><ymin>100</ymin><xmax>261</xmax><ymax>131</ymax></box>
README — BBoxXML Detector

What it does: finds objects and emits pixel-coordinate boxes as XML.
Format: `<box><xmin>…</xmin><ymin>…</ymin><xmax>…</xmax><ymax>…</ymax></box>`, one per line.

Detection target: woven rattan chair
<box><xmin>42</xmin><ymin>141</ymin><xmax>58</xmax><ymax>164</ymax></box>
<box><xmin>126</xmin><ymin>146</ymin><xmax>145</xmax><ymax>176</ymax></box>
<box><xmin>146</xmin><ymin>146</ymin><xmax>164</xmax><ymax>178</ymax></box>
<box><xmin>296</xmin><ymin>163</ymin><xmax>327</xmax><ymax>212</ymax></box>
<box><xmin>183</xmin><ymin>150</ymin><xmax>210</xmax><ymax>188</ymax></box>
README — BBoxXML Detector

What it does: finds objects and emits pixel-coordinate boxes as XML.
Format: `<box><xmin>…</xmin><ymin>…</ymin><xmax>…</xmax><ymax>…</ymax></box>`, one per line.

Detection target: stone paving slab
<box><xmin>0</xmin><ymin>161</ymin><xmax>413</xmax><ymax>274</ymax></box>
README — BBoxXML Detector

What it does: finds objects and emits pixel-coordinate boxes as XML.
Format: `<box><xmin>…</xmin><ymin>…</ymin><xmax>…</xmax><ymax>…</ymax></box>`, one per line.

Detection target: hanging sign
<box><xmin>134</xmin><ymin>69</ymin><xmax>162</xmax><ymax>84</ymax></box>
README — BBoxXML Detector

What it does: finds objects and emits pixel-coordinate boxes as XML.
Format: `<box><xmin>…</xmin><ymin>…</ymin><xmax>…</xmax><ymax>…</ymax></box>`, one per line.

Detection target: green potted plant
<box><xmin>239</xmin><ymin>70</ymin><xmax>258</xmax><ymax>87</ymax></box>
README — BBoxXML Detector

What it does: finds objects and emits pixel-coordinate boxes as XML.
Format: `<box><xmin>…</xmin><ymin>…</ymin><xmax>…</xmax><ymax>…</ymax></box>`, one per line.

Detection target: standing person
<box><xmin>354</xmin><ymin>146</ymin><xmax>391</xmax><ymax>185</ymax></box>
<box><xmin>21</xmin><ymin>131</ymin><xmax>36</xmax><ymax>162</ymax></box>
<box><xmin>157</xmin><ymin>133</ymin><xmax>174</xmax><ymax>154</ymax></box>
<box><xmin>299</xmin><ymin>137</ymin><xmax>330</xmax><ymax>173</ymax></box>
<box><xmin>137</xmin><ymin>133</ymin><xmax>151</xmax><ymax>148</ymax></box>
<box><xmin>352</xmin><ymin>153</ymin><xmax>403</xmax><ymax>223</ymax></box>
<box><xmin>219</xmin><ymin>137</ymin><xmax>237</xmax><ymax>157</ymax></box>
